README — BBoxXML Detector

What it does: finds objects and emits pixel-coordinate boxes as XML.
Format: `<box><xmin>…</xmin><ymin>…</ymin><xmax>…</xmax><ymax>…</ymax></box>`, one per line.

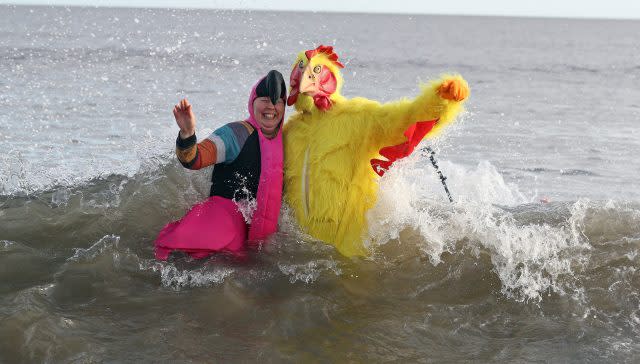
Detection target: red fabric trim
<box><xmin>370</xmin><ymin>119</ymin><xmax>439</xmax><ymax>176</ymax></box>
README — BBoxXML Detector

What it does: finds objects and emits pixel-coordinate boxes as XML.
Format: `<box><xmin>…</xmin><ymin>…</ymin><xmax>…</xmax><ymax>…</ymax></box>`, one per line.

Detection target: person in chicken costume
<box><xmin>284</xmin><ymin>45</ymin><xmax>469</xmax><ymax>257</ymax></box>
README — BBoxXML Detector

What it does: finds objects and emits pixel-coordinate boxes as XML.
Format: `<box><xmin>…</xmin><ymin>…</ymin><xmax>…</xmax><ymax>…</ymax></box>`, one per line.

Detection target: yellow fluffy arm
<box><xmin>366</xmin><ymin>74</ymin><xmax>469</xmax><ymax>152</ymax></box>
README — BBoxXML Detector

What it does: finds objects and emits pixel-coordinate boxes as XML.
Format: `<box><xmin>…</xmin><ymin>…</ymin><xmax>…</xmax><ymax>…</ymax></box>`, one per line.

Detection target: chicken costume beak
<box><xmin>299</xmin><ymin>64</ymin><xmax>319</xmax><ymax>96</ymax></box>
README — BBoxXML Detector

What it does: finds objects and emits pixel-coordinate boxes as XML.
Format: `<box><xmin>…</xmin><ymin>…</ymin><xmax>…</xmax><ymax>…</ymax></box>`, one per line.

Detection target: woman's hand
<box><xmin>173</xmin><ymin>98</ymin><xmax>196</xmax><ymax>138</ymax></box>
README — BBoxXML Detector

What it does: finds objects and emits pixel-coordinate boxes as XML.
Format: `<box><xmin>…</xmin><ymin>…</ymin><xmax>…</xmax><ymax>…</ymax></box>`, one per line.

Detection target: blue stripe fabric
<box><xmin>211</xmin><ymin>121</ymin><xmax>253</xmax><ymax>163</ymax></box>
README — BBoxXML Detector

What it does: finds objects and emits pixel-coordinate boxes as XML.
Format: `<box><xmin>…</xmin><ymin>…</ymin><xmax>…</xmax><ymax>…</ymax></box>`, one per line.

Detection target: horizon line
<box><xmin>2</xmin><ymin>2</ymin><xmax>640</xmax><ymax>21</ymax></box>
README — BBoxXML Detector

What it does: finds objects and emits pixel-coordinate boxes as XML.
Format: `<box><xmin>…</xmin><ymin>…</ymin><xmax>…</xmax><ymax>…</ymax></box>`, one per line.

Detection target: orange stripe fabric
<box><xmin>176</xmin><ymin>145</ymin><xmax>197</xmax><ymax>164</ymax></box>
<box><xmin>175</xmin><ymin>138</ymin><xmax>218</xmax><ymax>170</ymax></box>
<box><xmin>194</xmin><ymin>139</ymin><xmax>217</xmax><ymax>169</ymax></box>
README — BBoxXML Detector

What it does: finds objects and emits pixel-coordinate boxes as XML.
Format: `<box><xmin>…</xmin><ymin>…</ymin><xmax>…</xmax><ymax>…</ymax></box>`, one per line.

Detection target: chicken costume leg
<box><xmin>284</xmin><ymin>45</ymin><xmax>469</xmax><ymax>257</ymax></box>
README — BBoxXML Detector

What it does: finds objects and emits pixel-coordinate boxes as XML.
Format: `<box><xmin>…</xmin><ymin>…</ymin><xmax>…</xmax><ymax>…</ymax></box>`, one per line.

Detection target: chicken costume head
<box><xmin>283</xmin><ymin>45</ymin><xmax>469</xmax><ymax>257</ymax></box>
<box><xmin>287</xmin><ymin>45</ymin><xmax>344</xmax><ymax>112</ymax></box>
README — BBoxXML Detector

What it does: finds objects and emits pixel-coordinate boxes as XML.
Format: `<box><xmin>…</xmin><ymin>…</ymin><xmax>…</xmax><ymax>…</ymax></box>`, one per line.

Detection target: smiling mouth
<box><xmin>262</xmin><ymin>113</ymin><xmax>276</xmax><ymax>120</ymax></box>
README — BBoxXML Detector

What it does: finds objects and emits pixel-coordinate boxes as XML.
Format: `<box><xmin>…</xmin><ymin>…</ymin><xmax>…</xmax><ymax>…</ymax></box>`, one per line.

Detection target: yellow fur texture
<box><xmin>284</xmin><ymin>52</ymin><xmax>469</xmax><ymax>257</ymax></box>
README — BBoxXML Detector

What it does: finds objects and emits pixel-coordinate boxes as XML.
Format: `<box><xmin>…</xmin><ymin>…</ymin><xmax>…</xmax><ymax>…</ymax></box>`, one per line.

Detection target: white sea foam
<box><xmin>278</xmin><ymin>259</ymin><xmax>342</xmax><ymax>284</ymax></box>
<box><xmin>369</xmin><ymin>158</ymin><xmax>591</xmax><ymax>301</ymax></box>
<box><xmin>140</xmin><ymin>260</ymin><xmax>234</xmax><ymax>289</ymax></box>
<box><xmin>1</xmin><ymin>240</ymin><xmax>15</xmax><ymax>249</ymax></box>
<box><xmin>67</xmin><ymin>235</ymin><xmax>120</xmax><ymax>262</ymax></box>
<box><xmin>235</xmin><ymin>198</ymin><xmax>257</xmax><ymax>224</ymax></box>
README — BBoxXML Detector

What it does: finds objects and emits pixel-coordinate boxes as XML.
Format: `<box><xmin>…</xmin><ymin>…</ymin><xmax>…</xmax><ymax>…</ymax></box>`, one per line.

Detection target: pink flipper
<box><xmin>154</xmin><ymin>196</ymin><xmax>247</xmax><ymax>260</ymax></box>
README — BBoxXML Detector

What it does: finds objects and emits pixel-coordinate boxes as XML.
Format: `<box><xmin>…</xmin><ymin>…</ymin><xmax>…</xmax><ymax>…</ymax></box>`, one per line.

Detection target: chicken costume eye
<box><xmin>298</xmin><ymin>60</ymin><xmax>305</xmax><ymax>68</ymax></box>
<box><xmin>313</xmin><ymin>65</ymin><xmax>321</xmax><ymax>74</ymax></box>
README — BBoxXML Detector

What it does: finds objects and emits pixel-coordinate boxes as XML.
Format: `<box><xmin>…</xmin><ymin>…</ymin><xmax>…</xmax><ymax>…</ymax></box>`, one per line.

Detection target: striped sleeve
<box><xmin>208</xmin><ymin>121</ymin><xmax>254</xmax><ymax>163</ymax></box>
<box><xmin>175</xmin><ymin>132</ymin><xmax>218</xmax><ymax>170</ymax></box>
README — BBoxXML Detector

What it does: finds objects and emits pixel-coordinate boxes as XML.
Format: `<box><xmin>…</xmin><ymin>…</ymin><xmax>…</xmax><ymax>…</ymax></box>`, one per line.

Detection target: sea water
<box><xmin>1</xmin><ymin>5</ymin><xmax>639</xmax><ymax>362</ymax></box>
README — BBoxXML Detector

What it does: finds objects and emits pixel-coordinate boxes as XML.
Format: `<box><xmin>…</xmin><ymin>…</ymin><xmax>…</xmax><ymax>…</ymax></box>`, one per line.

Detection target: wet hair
<box><xmin>255</xmin><ymin>70</ymin><xmax>286</xmax><ymax>105</ymax></box>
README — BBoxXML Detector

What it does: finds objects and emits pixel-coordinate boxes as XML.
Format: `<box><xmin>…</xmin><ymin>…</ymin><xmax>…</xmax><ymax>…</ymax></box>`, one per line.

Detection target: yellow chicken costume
<box><xmin>283</xmin><ymin>45</ymin><xmax>469</xmax><ymax>257</ymax></box>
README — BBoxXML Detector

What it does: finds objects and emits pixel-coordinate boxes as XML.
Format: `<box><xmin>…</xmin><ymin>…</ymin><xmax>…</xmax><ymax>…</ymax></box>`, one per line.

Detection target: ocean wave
<box><xmin>368</xmin><ymin>157</ymin><xmax>640</xmax><ymax>302</ymax></box>
<box><xmin>0</xmin><ymin>45</ymin><xmax>292</xmax><ymax>70</ymax></box>
<box><xmin>139</xmin><ymin>260</ymin><xmax>235</xmax><ymax>289</ymax></box>
<box><xmin>506</xmin><ymin>64</ymin><xmax>602</xmax><ymax>75</ymax></box>
<box><xmin>67</xmin><ymin>235</ymin><xmax>120</xmax><ymax>263</ymax></box>
<box><xmin>278</xmin><ymin>259</ymin><xmax>342</xmax><ymax>284</ymax></box>
<box><xmin>519</xmin><ymin>167</ymin><xmax>599</xmax><ymax>176</ymax></box>
<box><xmin>2</xmin><ymin>155</ymin><xmax>639</xmax><ymax>306</ymax></box>
<box><xmin>560</xmin><ymin>169</ymin><xmax>598</xmax><ymax>176</ymax></box>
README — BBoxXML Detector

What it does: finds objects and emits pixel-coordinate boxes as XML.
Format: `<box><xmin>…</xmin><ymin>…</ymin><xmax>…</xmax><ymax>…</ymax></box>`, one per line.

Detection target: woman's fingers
<box><xmin>175</xmin><ymin>99</ymin><xmax>191</xmax><ymax>111</ymax></box>
<box><xmin>174</xmin><ymin>99</ymin><xmax>192</xmax><ymax>121</ymax></box>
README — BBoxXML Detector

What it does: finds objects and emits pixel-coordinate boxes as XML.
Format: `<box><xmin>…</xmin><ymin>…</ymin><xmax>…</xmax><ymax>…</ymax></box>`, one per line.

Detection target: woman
<box><xmin>155</xmin><ymin>70</ymin><xmax>286</xmax><ymax>260</ymax></box>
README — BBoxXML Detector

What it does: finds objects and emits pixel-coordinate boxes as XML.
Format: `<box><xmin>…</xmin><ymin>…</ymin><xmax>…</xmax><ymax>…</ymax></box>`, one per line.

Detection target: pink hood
<box><xmin>245</xmin><ymin>76</ymin><xmax>285</xmax><ymax>242</ymax></box>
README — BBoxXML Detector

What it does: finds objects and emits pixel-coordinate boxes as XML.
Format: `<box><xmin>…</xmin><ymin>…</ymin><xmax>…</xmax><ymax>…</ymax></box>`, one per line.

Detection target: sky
<box><xmin>2</xmin><ymin>0</ymin><xmax>640</xmax><ymax>20</ymax></box>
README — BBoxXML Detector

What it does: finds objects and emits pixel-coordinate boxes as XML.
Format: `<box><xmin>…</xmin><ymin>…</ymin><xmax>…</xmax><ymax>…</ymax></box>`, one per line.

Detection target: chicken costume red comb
<box><xmin>304</xmin><ymin>45</ymin><xmax>345</xmax><ymax>69</ymax></box>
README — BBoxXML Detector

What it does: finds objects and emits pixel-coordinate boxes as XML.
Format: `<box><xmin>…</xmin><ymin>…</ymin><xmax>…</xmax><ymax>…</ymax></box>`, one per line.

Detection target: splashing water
<box><xmin>369</xmin><ymin>157</ymin><xmax>592</xmax><ymax>302</ymax></box>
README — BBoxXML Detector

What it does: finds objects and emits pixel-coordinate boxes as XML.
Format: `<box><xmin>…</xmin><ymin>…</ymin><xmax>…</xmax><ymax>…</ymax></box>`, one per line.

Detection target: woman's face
<box><xmin>253</xmin><ymin>96</ymin><xmax>285</xmax><ymax>137</ymax></box>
